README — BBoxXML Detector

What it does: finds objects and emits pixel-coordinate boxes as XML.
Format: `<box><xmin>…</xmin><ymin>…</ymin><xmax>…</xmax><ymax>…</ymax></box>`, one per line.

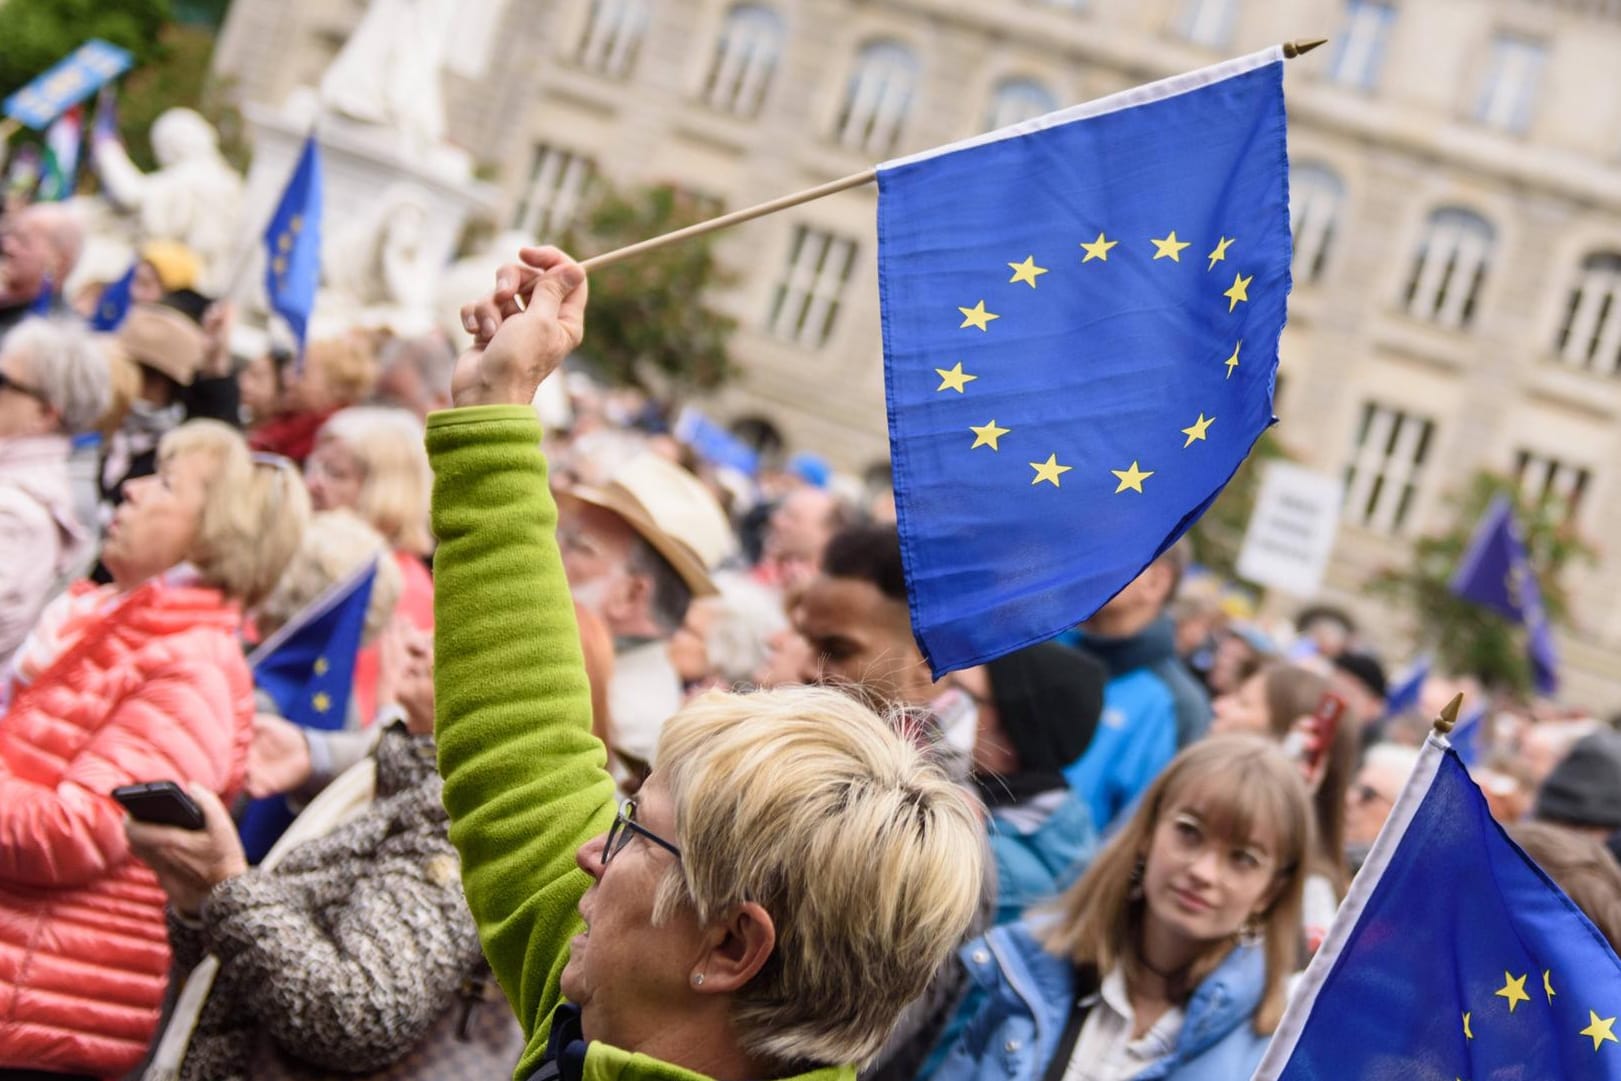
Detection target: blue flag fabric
<box><xmin>877</xmin><ymin>49</ymin><xmax>1290</xmax><ymax>675</ymax></box>
<box><xmin>1382</xmin><ymin>655</ymin><xmax>1430</xmax><ymax>718</ymax></box>
<box><xmin>89</xmin><ymin>264</ymin><xmax>134</xmax><ymax>331</ymax></box>
<box><xmin>263</xmin><ymin>136</ymin><xmax>323</xmax><ymax>356</ymax></box>
<box><xmin>1254</xmin><ymin>734</ymin><xmax>1621</xmax><ymax>1080</ymax></box>
<box><xmin>4</xmin><ymin>40</ymin><xmax>131</xmax><ymax>130</ymax></box>
<box><xmin>237</xmin><ymin>559</ymin><xmax>375</xmax><ymax>862</ymax></box>
<box><xmin>1450</xmin><ymin>494</ymin><xmax>1559</xmax><ymax>695</ymax></box>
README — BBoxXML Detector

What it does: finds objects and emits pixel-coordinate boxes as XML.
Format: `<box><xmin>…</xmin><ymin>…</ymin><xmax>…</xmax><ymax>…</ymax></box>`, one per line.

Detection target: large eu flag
<box><xmin>878</xmin><ymin>48</ymin><xmax>1291</xmax><ymax>675</ymax></box>
<box><xmin>237</xmin><ymin>559</ymin><xmax>376</xmax><ymax>862</ymax></box>
<box><xmin>263</xmin><ymin>135</ymin><xmax>323</xmax><ymax>355</ymax></box>
<box><xmin>1451</xmin><ymin>493</ymin><xmax>1559</xmax><ymax>694</ymax></box>
<box><xmin>1254</xmin><ymin>731</ymin><xmax>1621</xmax><ymax>1079</ymax></box>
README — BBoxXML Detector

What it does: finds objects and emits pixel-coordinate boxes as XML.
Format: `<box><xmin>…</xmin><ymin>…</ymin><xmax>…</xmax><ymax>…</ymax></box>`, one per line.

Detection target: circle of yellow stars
<box><xmin>1452</xmin><ymin>967</ymin><xmax>1620</xmax><ymax>1067</ymax></box>
<box><xmin>933</xmin><ymin>230</ymin><xmax>1256</xmax><ymax>491</ymax></box>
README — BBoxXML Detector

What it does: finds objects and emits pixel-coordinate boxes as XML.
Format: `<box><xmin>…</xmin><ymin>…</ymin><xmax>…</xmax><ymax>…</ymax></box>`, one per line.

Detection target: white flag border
<box><xmin>1249</xmin><ymin>731</ymin><xmax>1449</xmax><ymax>1080</ymax></box>
<box><xmin>879</xmin><ymin>45</ymin><xmax>1283</xmax><ymax>172</ymax></box>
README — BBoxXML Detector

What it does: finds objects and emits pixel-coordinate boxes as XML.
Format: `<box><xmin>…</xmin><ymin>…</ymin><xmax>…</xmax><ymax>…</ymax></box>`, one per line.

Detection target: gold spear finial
<box><xmin>1284</xmin><ymin>38</ymin><xmax>1329</xmax><ymax>59</ymax></box>
<box><xmin>1433</xmin><ymin>693</ymin><xmax>1464</xmax><ymax>736</ymax></box>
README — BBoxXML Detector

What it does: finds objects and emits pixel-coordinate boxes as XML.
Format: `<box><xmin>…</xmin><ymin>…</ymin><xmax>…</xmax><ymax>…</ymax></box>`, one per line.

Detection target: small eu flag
<box><xmin>1450</xmin><ymin>494</ymin><xmax>1559</xmax><ymax>695</ymax></box>
<box><xmin>263</xmin><ymin>135</ymin><xmax>323</xmax><ymax>356</ymax></box>
<box><xmin>89</xmin><ymin>263</ymin><xmax>134</xmax><ymax>332</ymax></box>
<box><xmin>237</xmin><ymin>558</ymin><xmax>376</xmax><ymax>861</ymax></box>
<box><xmin>877</xmin><ymin>48</ymin><xmax>1291</xmax><ymax>675</ymax></box>
<box><xmin>1254</xmin><ymin>731</ymin><xmax>1621</xmax><ymax>1080</ymax></box>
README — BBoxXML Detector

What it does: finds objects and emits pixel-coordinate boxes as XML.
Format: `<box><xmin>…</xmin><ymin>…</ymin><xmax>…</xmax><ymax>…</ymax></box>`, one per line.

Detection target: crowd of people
<box><xmin>0</xmin><ymin>205</ymin><xmax>1618</xmax><ymax>1081</ymax></box>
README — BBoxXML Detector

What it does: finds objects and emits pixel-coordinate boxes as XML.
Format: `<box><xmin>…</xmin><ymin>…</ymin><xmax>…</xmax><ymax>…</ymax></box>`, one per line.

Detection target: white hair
<box><xmin>5</xmin><ymin>316</ymin><xmax>111</xmax><ymax>432</ymax></box>
<box><xmin>1363</xmin><ymin>741</ymin><xmax>1422</xmax><ymax>779</ymax></box>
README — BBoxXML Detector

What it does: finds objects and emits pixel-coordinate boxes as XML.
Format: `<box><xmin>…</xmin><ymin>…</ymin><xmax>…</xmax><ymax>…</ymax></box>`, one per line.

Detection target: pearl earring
<box><xmin>692</xmin><ymin>973</ymin><xmax>705</xmax><ymax>987</ymax></box>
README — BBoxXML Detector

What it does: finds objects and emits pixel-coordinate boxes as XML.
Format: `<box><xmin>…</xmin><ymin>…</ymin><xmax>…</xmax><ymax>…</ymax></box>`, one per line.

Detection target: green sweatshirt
<box><xmin>427</xmin><ymin>406</ymin><xmax>854</xmax><ymax>1081</ymax></box>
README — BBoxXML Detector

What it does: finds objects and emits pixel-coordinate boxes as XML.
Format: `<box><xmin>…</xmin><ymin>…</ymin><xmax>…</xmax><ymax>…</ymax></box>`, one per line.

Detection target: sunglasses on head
<box><xmin>0</xmin><ymin>369</ymin><xmax>48</xmax><ymax>403</ymax></box>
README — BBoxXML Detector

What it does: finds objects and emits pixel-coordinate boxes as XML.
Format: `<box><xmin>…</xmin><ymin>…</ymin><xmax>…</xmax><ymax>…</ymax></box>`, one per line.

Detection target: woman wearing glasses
<box><xmin>0</xmin><ymin>420</ymin><xmax>307</xmax><ymax>1079</ymax></box>
<box><xmin>429</xmin><ymin>246</ymin><xmax>986</xmax><ymax>1081</ymax></box>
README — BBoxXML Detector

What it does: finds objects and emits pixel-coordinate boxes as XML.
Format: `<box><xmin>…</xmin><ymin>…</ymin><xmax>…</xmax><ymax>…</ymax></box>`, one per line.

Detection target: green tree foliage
<box><xmin>1186</xmin><ymin>427</ymin><xmax>1288</xmax><ymax>579</ymax></box>
<box><xmin>562</xmin><ymin>184</ymin><xmax>738</xmax><ymax>392</ymax></box>
<box><xmin>1370</xmin><ymin>471</ymin><xmax>1592</xmax><ymax>693</ymax></box>
<box><xmin>0</xmin><ymin>0</ymin><xmax>171</xmax><ymax>96</ymax></box>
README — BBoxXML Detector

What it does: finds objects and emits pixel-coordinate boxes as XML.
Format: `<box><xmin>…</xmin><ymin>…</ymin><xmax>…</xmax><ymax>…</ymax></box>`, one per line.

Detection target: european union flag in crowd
<box><xmin>3</xmin><ymin>39</ymin><xmax>131</xmax><ymax>130</ymax></box>
<box><xmin>89</xmin><ymin>264</ymin><xmax>134</xmax><ymax>331</ymax></box>
<box><xmin>1382</xmin><ymin>655</ymin><xmax>1431</xmax><ymax>718</ymax></box>
<box><xmin>1451</xmin><ymin>493</ymin><xmax>1559</xmax><ymax>694</ymax></box>
<box><xmin>237</xmin><ymin>558</ymin><xmax>376</xmax><ymax>862</ymax></box>
<box><xmin>1254</xmin><ymin>732</ymin><xmax>1621</xmax><ymax>1080</ymax></box>
<box><xmin>263</xmin><ymin>136</ymin><xmax>323</xmax><ymax>356</ymax></box>
<box><xmin>878</xmin><ymin>49</ymin><xmax>1291</xmax><ymax>674</ymax></box>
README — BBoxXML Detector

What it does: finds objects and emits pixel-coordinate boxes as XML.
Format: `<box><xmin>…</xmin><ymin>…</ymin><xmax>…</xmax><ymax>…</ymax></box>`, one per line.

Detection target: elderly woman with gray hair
<box><xmin>432</xmin><ymin>245</ymin><xmax>986</xmax><ymax>1081</ymax></box>
<box><xmin>0</xmin><ymin>315</ymin><xmax>111</xmax><ymax>664</ymax></box>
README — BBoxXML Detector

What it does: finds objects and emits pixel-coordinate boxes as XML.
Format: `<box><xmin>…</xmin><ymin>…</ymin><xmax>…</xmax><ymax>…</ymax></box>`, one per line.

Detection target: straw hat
<box><xmin>569</xmin><ymin>453</ymin><xmax>735</xmax><ymax>598</ymax></box>
<box><xmin>117</xmin><ymin>303</ymin><xmax>208</xmax><ymax>387</ymax></box>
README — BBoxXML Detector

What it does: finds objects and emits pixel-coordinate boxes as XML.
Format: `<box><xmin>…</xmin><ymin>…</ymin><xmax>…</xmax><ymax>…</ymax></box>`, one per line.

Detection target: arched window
<box><xmin>1554</xmin><ymin>252</ymin><xmax>1621</xmax><ymax>377</ymax></box>
<box><xmin>576</xmin><ymin>0</ymin><xmax>650</xmax><ymax>79</ymax></box>
<box><xmin>834</xmin><ymin>40</ymin><xmax>919</xmax><ymax>156</ymax></box>
<box><xmin>984</xmin><ymin>77</ymin><xmax>1059</xmax><ymax>130</ymax></box>
<box><xmin>1402</xmin><ymin>207</ymin><xmax>1495</xmax><ymax>329</ymax></box>
<box><xmin>701</xmin><ymin>4</ymin><xmax>784</xmax><ymax>118</ymax></box>
<box><xmin>1289</xmin><ymin>162</ymin><xmax>1344</xmax><ymax>284</ymax></box>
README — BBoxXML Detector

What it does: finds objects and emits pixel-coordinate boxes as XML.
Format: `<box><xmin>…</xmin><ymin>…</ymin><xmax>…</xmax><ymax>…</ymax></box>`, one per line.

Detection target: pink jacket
<box><xmin>0</xmin><ymin>578</ymin><xmax>253</xmax><ymax>1077</ymax></box>
<box><xmin>0</xmin><ymin>435</ymin><xmax>88</xmax><ymax>667</ymax></box>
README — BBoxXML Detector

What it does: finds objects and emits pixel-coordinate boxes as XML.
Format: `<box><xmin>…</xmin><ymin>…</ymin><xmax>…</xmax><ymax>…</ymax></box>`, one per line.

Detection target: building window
<box><xmin>984</xmin><ymin>77</ymin><xmax>1059</xmax><ymax>130</ymax></box>
<box><xmin>1402</xmin><ymin>207</ymin><xmax>1494</xmax><ymax>329</ymax></box>
<box><xmin>1327</xmin><ymin>0</ymin><xmax>1394</xmax><ymax>90</ymax></box>
<box><xmin>1289</xmin><ymin>162</ymin><xmax>1344</xmax><ymax>284</ymax></box>
<box><xmin>835</xmin><ymin>40</ymin><xmax>919</xmax><ymax>156</ymax></box>
<box><xmin>1475</xmin><ymin>33</ymin><xmax>1544</xmax><ymax>134</ymax></box>
<box><xmin>1342</xmin><ymin>401</ymin><xmax>1436</xmax><ymax>533</ymax></box>
<box><xmin>1554</xmin><ymin>252</ymin><xmax>1621</xmax><ymax>377</ymax></box>
<box><xmin>767</xmin><ymin>225</ymin><xmax>859</xmax><ymax>348</ymax></box>
<box><xmin>576</xmin><ymin>0</ymin><xmax>650</xmax><ymax>79</ymax></box>
<box><xmin>1174</xmin><ymin>0</ymin><xmax>1237</xmax><ymax>48</ymax></box>
<box><xmin>511</xmin><ymin>145</ymin><xmax>594</xmax><ymax>238</ymax></box>
<box><xmin>1515</xmin><ymin>449</ymin><xmax>1591</xmax><ymax>520</ymax></box>
<box><xmin>701</xmin><ymin>4</ymin><xmax>783</xmax><ymax>118</ymax></box>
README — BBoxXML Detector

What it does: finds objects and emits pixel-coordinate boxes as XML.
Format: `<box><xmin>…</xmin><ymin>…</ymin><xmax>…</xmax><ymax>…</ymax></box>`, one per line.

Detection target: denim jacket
<box><xmin>927</xmin><ymin>920</ymin><xmax>1272</xmax><ymax>1081</ymax></box>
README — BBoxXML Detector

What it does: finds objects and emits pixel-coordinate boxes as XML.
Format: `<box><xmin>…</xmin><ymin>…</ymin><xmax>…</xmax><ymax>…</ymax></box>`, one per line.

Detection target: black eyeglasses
<box><xmin>0</xmin><ymin>369</ymin><xmax>48</xmax><ymax>403</ymax></box>
<box><xmin>1352</xmin><ymin>783</ymin><xmax>1391</xmax><ymax>806</ymax></box>
<box><xmin>602</xmin><ymin>797</ymin><xmax>681</xmax><ymax>866</ymax></box>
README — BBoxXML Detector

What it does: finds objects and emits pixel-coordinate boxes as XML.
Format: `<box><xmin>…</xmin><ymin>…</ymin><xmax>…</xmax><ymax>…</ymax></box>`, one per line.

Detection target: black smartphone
<box><xmin>111</xmin><ymin>781</ymin><xmax>205</xmax><ymax>830</ymax></box>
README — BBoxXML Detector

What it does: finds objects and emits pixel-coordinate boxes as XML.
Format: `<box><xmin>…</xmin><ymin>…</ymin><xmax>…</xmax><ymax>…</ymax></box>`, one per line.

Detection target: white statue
<box><xmin>321</xmin><ymin>182</ymin><xmax>438</xmax><ymax>329</ymax></box>
<box><xmin>319</xmin><ymin>0</ymin><xmax>456</xmax><ymax>154</ymax></box>
<box><xmin>92</xmin><ymin>108</ymin><xmax>245</xmax><ymax>294</ymax></box>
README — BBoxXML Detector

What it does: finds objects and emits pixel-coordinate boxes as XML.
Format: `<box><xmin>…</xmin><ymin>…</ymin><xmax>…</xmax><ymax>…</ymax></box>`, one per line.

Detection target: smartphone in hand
<box><xmin>111</xmin><ymin>781</ymin><xmax>206</xmax><ymax>831</ymax></box>
<box><xmin>1284</xmin><ymin>692</ymin><xmax>1347</xmax><ymax>780</ymax></box>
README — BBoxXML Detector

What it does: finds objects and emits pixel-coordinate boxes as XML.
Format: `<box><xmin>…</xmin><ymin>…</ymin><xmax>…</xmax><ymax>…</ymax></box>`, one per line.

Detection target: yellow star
<box><xmin>1180</xmin><ymin>413</ymin><xmax>1215</xmax><ymax>447</ymax></box>
<box><xmin>970</xmin><ymin>420</ymin><xmax>1010</xmax><ymax>451</ymax></box>
<box><xmin>277</xmin><ymin>232</ymin><xmax>292</xmax><ymax>252</ymax></box>
<box><xmin>1079</xmin><ymin>232</ymin><xmax>1118</xmax><ymax>263</ymax></box>
<box><xmin>290</xmin><ymin>214</ymin><xmax>303</xmax><ymax>234</ymax></box>
<box><xmin>1150</xmin><ymin>231</ymin><xmax>1191</xmax><ymax>262</ymax></box>
<box><xmin>1207</xmin><ymin>235</ymin><xmax>1234</xmax><ymax>271</ymax></box>
<box><xmin>1224</xmin><ymin>272</ymin><xmax>1253</xmax><ymax>312</ymax></box>
<box><xmin>1223</xmin><ymin>340</ymin><xmax>1241</xmax><ymax>380</ymax></box>
<box><xmin>935</xmin><ymin>362</ymin><xmax>977</xmax><ymax>393</ymax></box>
<box><xmin>1029</xmin><ymin>454</ymin><xmax>1071</xmax><ymax>487</ymax></box>
<box><xmin>1111</xmin><ymin>461</ymin><xmax>1154</xmax><ymax>494</ymax></box>
<box><xmin>272</xmin><ymin>255</ymin><xmax>288</xmax><ymax>277</ymax></box>
<box><xmin>1544</xmin><ymin>970</ymin><xmax>1556</xmax><ymax>1003</ymax></box>
<box><xmin>314</xmin><ymin>657</ymin><xmax>329</xmax><ymax>676</ymax></box>
<box><xmin>312</xmin><ymin>691</ymin><xmax>332</xmax><ymax>714</ymax></box>
<box><xmin>1494</xmin><ymin>972</ymin><xmax>1530</xmax><ymax>1014</ymax></box>
<box><xmin>1463</xmin><ymin>1012</ymin><xmax>1473</xmax><ymax>1040</ymax></box>
<box><xmin>958</xmin><ymin>300</ymin><xmax>999</xmax><ymax>331</ymax></box>
<box><xmin>1581</xmin><ymin>1010</ymin><xmax>1618</xmax><ymax>1051</ymax></box>
<box><xmin>1007</xmin><ymin>256</ymin><xmax>1048</xmax><ymax>288</ymax></box>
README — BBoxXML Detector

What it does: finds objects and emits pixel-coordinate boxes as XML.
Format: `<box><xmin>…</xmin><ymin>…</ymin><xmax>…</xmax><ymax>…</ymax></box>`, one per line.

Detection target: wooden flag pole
<box><xmin>1431</xmin><ymin>692</ymin><xmax>1464</xmax><ymax>737</ymax></box>
<box><xmin>578</xmin><ymin>38</ymin><xmax>1327</xmax><ymax>273</ymax></box>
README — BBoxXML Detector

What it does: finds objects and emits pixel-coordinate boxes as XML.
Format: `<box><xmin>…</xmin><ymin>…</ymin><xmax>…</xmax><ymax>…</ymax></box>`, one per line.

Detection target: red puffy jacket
<box><xmin>0</xmin><ymin>579</ymin><xmax>252</xmax><ymax>1076</ymax></box>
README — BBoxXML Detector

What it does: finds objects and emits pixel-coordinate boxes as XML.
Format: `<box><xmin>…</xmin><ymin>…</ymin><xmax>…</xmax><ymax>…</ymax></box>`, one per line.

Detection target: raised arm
<box><xmin>429</xmin><ymin>249</ymin><xmax>611</xmax><ymax>1053</ymax></box>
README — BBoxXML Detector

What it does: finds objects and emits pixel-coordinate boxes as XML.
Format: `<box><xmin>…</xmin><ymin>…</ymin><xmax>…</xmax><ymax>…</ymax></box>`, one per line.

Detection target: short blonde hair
<box><xmin>654</xmin><ymin>686</ymin><xmax>985</xmax><ymax>1070</ymax></box>
<box><xmin>254</xmin><ymin>509</ymin><xmax>403</xmax><ymax>643</ymax></box>
<box><xmin>1040</xmin><ymin>735</ymin><xmax>1313</xmax><ymax>1036</ymax></box>
<box><xmin>158</xmin><ymin>421</ymin><xmax>310</xmax><ymax>607</ymax></box>
<box><xmin>316</xmin><ymin>407</ymin><xmax>432</xmax><ymax>555</ymax></box>
<box><xmin>306</xmin><ymin>336</ymin><xmax>378</xmax><ymax>406</ymax></box>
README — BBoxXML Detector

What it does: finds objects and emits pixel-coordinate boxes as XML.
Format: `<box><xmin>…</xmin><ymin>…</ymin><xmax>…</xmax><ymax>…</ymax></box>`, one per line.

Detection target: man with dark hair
<box><xmin>1061</xmin><ymin>543</ymin><xmax>1211</xmax><ymax>831</ymax></box>
<box><xmin>559</xmin><ymin>453</ymin><xmax>734</xmax><ymax>778</ymax></box>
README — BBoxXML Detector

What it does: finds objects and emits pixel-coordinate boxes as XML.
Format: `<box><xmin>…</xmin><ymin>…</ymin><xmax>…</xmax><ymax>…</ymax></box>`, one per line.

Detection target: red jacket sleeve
<box><xmin>0</xmin><ymin>650</ymin><xmax>244</xmax><ymax>888</ymax></box>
